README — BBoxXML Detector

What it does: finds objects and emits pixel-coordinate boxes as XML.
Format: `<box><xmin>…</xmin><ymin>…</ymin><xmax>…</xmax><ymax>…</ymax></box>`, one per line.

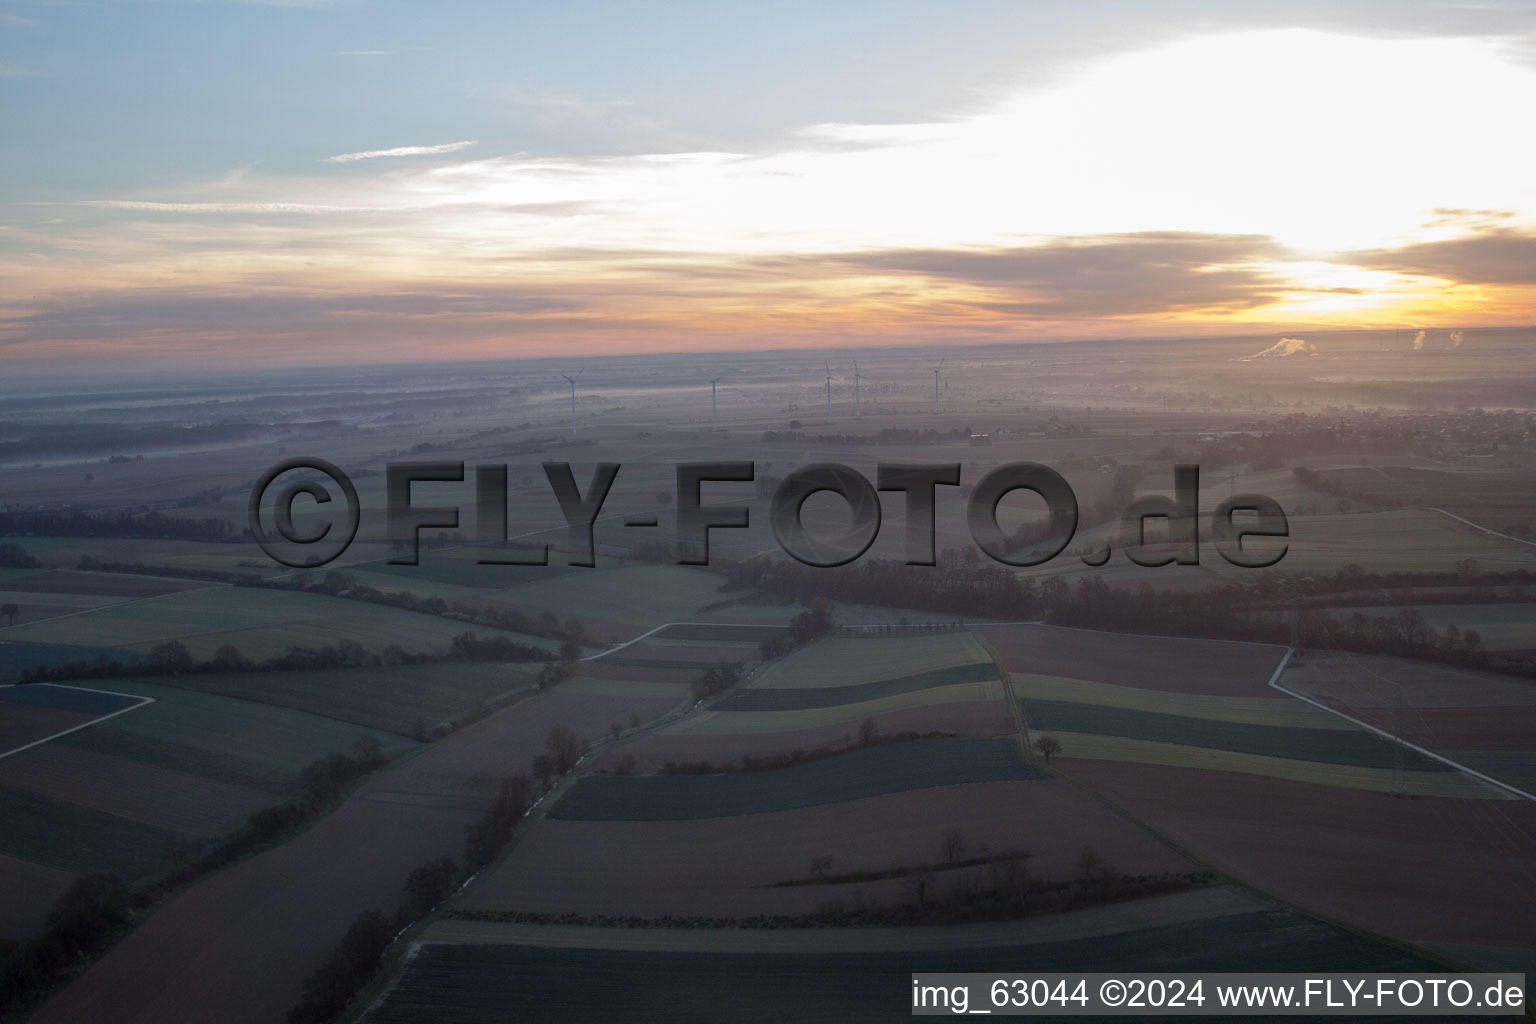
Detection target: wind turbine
<box><xmin>931</xmin><ymin>359</ymin><xmax>944</xmax><ymax>413</ymax></box>
<box><xmin>824</xmin><ymin>360</ymin><xmax>833</xmax><ymax>422</ymax></box>
<box><xmin>709</xmin><ymin>377</ymin><xmax>720</xmax><ymax>430</ymax></box>
<box><xmin>852</xmin><ymin>360</ymin><xmax>863</xmax><ymax>418</ymax></box>
<box><xmin>561</xmin><ymin>366</ymin><xmax>583</xmax><ymax>428</ymax></box>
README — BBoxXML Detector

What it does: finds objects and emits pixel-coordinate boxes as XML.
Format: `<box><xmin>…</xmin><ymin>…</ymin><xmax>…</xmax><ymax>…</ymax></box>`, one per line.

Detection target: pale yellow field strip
<box><xmin>749</xmin><ymin>631</ymin><xmax>992</xmax><ymax>690</ymax></box>
<box><xmin>666</xmin><ymin>680</ymin><xmax>1005</xmax><ymax>736</ymax></box>
<box><xmin>1010</xmin><ymin>673</ymin><xmax>1354</xmax><ymax>730</ymax></box>
<box><xmin>424</xmin><ymin>885</ymin><xmax>1261</xmax><ymax>953</ymax></box>
<box><xmin>1041</xmin><ymin>731</ymin><xmax>1504</xmax><ymax>799</ymax></box>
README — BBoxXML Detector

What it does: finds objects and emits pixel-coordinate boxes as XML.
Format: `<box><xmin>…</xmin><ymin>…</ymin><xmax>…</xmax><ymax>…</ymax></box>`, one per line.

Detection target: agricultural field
<box><xmin>52</xmin><ymin>680</ymin><xmax>415</xmax><ymax>787</ymax></box>
<box><xmin>139</xmin><ymin>661</ymin><xmax>541</xmax><ymax>738</ymax></box>
<box><xmin>1281</xmin><ymin>653</ymin><xmax>1536</xmax><ymax>795</ymax></box>
<box><xmin>617</xmin><ymin>630</ymin><xmax>1015</xmax><ymax>762</ymax></box>
<box><xmin>26</xmin><ymin>683</ymin><xmax>690</xmax><ymax>1024</ymax></box>
<box><xmin>0</xmin><ymin>568</ymin><xmax>208</xmax><ymax>627</ymax></box>
<box><xmin>1012</xmin><ymin>503</ymin><xmax>1536</xmax><ymax>589</ymax></box>
<box><xmin>468</xmin><ymin>628</ymin><xmax>1201</xmax><ymax>925</ymax></box>
<box><xmin>749</xmin><ymin>632</ymin><xmax>994</xmax><ymax>690</ymax></box>
<box><xmin>714</xmin><ymin>661</ymin><xmax>998</xmax><ymax>712</ymax></box>
<box><xmin>1207</xmin><ymin>508</ymin><xmax>1536</xmax><ymax>578</ymax></box>
<box><xmin>0</xmin><ymin>682</ymin><xmax>141</xmax><ymax>751</ymax></box>
<box><xmin>0</xmin><ymin>675</ymin><xmax>417</xmax><ymax>943</ymax></box>
<box><xmin>1310</xmin><ymin>465</ymin><xmax>1533</xmax><ymax>534</ymax></box>
<box><xmin>312</xmin><ymin>552</ymin><xmax>739</xmax><ymax>637</ymax></box>
<box><xmin>980</xmin><ymin>624</ymin><xmax>1536</xmax><ymax>963</ymax></box>
<box><xmin>368</xmin><ymin>888</ymin><xmax>1442</xmax><ymax>1024</ymax></box>
<box><xmin>550</xmin><ymin>738</ymin><xmax>1044</xmax><ymax>821</ymax></box>
<box><xmin>1064</xmin><ymin>761</ymin><xmax>1536</xmax><ymax>955</ymax></box>
<box><xmin>463</xmin><ymin>777</ymin><xmax>1192</xmax><ymax>919</ymax></box>
<box><xmin>0</xmin><ymin>584</ymin><xmax>559</xmax><ymax>662</ymax></box>
<box><xmin>980</xmin><ymin>623</ymin><xmax>1286</xmax><ymax>697</ymax></box>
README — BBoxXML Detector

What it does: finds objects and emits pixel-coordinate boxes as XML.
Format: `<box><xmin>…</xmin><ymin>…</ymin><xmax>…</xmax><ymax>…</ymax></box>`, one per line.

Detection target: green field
<box><xmin>56</xmin><ymin>680</ymin><xmax>415</xmax><ymax>791</ymax></box>
<box><xmin>1019</xmin><ymin>698</ymin><xmax>1450</xmax><ymax>772</ymax></box>
<box><xmin>549</xmin><ymin>737</ymin><xmax>1043</xmax><ymax>821</ymax></box>
<box><xmin>0</xmin><ymin>785</ymin><xmax>185</xmax><ymax>879</ymax></box>
<box><xmin>311</xmin><ymin>557</ymin><xmax>733</xmax><ymax>631</ymax></box>
<box><xmin>715</xmin><ymin>662</ymin><xmax>998</xmax><ymax>712</ymax></box>
<box><xmin>142</xmin><ymin>662</ymin><xmax>537</xmax><ymax>737</ymax></box>
<box><xmin>0</xmin><ymin>585</ymin><xmax>557</xmax><ymax>662</ymax></box>
<box><xmin>364</xmin><ymin>910</ymin><xmax>1441</xmax><ymax>1024</ymax></box>
<box><xmin>673</xmin><ymin>681</ymin><xmax>1005</xmax><ymax>736</ymax></box>
<box><xmin>1449</xmin><ymin>750</ymin><xmax>1536</xmax><ymax>794</ymax></box>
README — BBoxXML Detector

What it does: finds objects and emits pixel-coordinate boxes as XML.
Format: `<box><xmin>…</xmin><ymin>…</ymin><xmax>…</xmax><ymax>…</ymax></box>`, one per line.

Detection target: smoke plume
<box><xmin>1244</xmin><ymin>337</ymin><xmax>1317</xmax><ymax>361</ymax></box>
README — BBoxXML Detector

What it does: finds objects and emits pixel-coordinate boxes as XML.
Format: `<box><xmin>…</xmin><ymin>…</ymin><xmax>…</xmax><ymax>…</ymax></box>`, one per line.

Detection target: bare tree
<box><xmin>940</xmin><ymin>827</ymin><xmax>967</xmax><ymax>864</ymax></box>
<box><xmin>544</xmin><ymin>725</ymin><xmax>586</xmax><ymax>775</ymax></box>
<box><xmin>1</xmin><ymin>603</ymin><xmax>17</xmax><ymax>627</ymax></box>
<box><xmin>1035</xmin><ymin>736</ymin><xmax>1062</xmax><ymax>762</ymax></box>
<box><xmin>1075</xmin><ymin>847</ymin><xmax>1112</xmax><ymax>882</ymax></box>
<box><xmin>809</xmin><ymin>854</ymin><xmax>833</xmax><ymax>880</ymax></box>
<box><xmin>531</xmin><ymin>754</ymin><xmax>554</xmax><ymax>790</ymax></box>
<box><xmin>909</xmin><ymin>865</ymin><xmax>935</xmax><ymax>908</ymax></box>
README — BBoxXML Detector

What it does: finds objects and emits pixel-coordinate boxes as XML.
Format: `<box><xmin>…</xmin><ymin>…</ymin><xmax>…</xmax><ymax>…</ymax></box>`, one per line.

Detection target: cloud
<box><xmin>0</xmin><ymin>62</ymin><xmax>36</xmax><ymax>77</ymax></box>
<box><xmin>1341</xmin><ymin>229</ymin><xmax>1536</xmax><ymax>284</ymax></box>
<box><xmin>1244</xmin><ymin>337</ymin><xmax>1317</xmax><ymax>360</ymax></box>
<box><xmin>322</xmin><ymin>140</ymin><xmax>478</xmax><ymax>163</ymax></box>
<box><xmin>1450</xmin><ymin>329</ymin><xmax>1465</xmax><ymax>349</ymax></box>
<box><xmin>823</xmin><ymin>233</ymin><xmax>1292</xmax><ymax>317</ymax></box>
<box><xmin>11</xmin><ymin>29</ymin><xmax>1536</xmax><ymax>368</ymax></box>
<box><xmin>42</xmin><ymin>200</ymin><xmax>400</xmax><ymax>214</ymax></box>
<box><xmin>1</xmin><ymin>286</ymin><xmax>592</xmax><ymax>344</ymax></box>
<box><xmin>335</xmin><ymin>50</ymin><xmax>391</xmax><ymax>56</ymax></box>
<box><xmin>1412</xmin><ymin>329</ymin><xmax>1428</xmax><ymax>350</ymax></box>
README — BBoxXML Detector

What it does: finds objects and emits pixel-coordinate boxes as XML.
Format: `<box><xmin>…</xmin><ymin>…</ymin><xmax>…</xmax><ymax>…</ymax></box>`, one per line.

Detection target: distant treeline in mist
<box><xmin>0</xmin><ymin>421</ymin><xmax>269</xmax><ymax>459</ymax></box>
<box><xmin>0</xmin><ymin>508</ymin><xmax>234</xmax><ymax>541</ymax></box>
<box><xmin>722</xmin><ymin>555</ymin><xmax>1536</xmax><ymax>677</ymax></box>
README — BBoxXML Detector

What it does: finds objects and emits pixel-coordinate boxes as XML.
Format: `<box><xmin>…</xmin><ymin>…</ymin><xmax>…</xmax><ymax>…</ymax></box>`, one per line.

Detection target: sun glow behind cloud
<box><xmin>4</xmin><ymin>28</ymin><xmax>1535</xmax><ymax>366</ymax></box>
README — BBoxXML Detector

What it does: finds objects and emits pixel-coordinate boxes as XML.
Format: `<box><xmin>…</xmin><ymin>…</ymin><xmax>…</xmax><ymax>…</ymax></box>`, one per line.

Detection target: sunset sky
<box><xmin>2</xmin><ymin>1</ymin><xmax>1535</xmax><ymax>370</ymax></box>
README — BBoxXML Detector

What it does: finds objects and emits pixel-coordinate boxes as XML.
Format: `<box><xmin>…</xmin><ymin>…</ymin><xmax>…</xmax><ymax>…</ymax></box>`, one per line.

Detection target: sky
<box><xmin>2</xmin><ymin>0</ymin><xmax>1535</xmax><ymax>371</ymax></box>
